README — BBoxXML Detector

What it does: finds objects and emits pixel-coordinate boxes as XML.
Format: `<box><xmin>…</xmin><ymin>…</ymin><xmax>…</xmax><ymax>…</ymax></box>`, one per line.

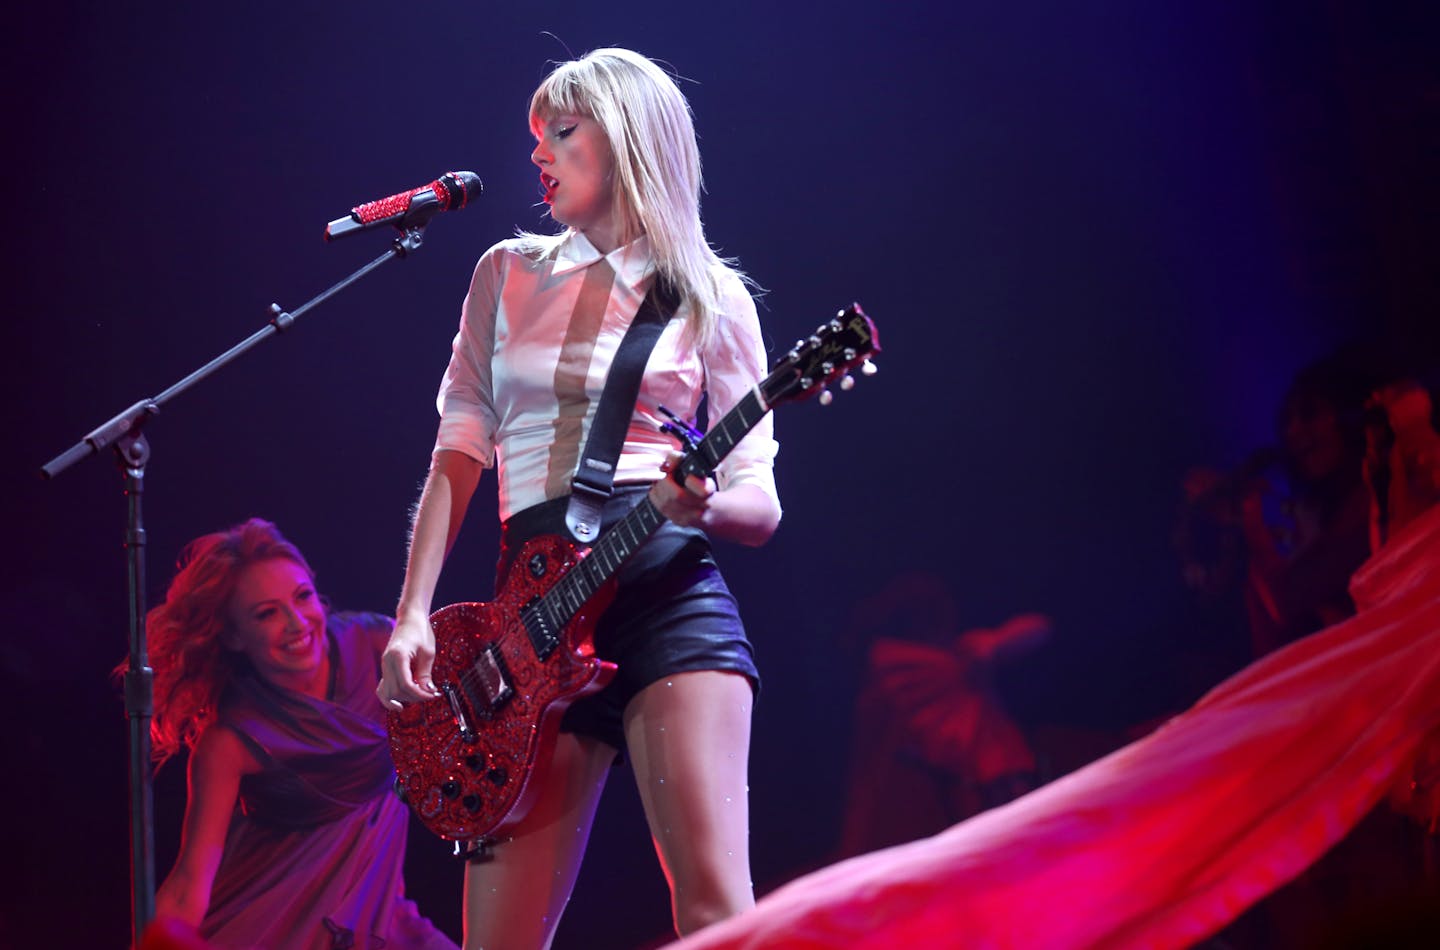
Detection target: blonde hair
<box><xmin>124</xmin><ymin>518</ymin><xmax>318</xmax><ymax>766</ymax></box>
<box><xmin>522</xmin><ymin>47</ymin><xmax>748</xmax><ymax>344</ymax></box>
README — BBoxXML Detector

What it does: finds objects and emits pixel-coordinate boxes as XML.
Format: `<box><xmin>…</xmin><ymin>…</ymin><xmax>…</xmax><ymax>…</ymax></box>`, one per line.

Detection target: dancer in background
<box><xmin>139</xmin><ymin>518</ymin><xmax>456</xmax><ymax>950</ymax></box>
<box><xmin>838</xmin><ymin>572</ymin><xmax>1048</xmax><ymax>857</ymax></box>
<box><xmin>376</xmin><ymin>48</ymin><xmax>781</xmax><ymax>949</ymax></box>
<box><xmin>1240</xmin><ymin>354</ymin><xmax>1376</xmax><ymax>656</ymax></box>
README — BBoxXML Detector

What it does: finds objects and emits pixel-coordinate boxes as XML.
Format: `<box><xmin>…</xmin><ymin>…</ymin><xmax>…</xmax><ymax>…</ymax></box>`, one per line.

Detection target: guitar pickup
<box><xmin>460</xmin><ymin>643</ymin><xmax>515</xmax><ymax>720</ymax></box>
<box><xmin>521</xmin><ymin>600</ymin><xmax>560</xmax><ymax>660</ymax></box>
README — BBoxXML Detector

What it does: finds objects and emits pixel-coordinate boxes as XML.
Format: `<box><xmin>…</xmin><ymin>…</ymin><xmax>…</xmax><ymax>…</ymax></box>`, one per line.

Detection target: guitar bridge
<box><xmin>441</xmin><ymin>644</ymin><xmax>514</xmax><ymax>745</ymax></box>
<box><xmin>440</xmin><ymin>682</ymin><xmax>478</xmax><ymax>744</ymax></box>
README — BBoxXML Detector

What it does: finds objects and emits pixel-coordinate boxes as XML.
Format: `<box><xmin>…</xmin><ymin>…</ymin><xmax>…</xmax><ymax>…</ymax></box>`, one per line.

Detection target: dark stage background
<box><xmin>4</xmin><ymin>2</ymin><xmax>1437</xmax><ymax>947</ymax></box>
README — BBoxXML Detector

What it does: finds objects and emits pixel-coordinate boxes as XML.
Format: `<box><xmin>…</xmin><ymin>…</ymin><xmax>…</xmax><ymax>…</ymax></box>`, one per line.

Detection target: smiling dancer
<box><xmin>376</xmin><ymin>48</ymin><xmax>781</xmax><ymax>948</ymax></box>
<box><xmin>142</xmin><ymin>518</ymin><xmax>456</xmax><ymax>950</ymax></box>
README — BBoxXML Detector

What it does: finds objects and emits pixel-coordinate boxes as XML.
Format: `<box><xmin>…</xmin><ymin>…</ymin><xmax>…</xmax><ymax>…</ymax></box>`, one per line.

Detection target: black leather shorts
<box><xmin>495</xmin><ymin>486</ymin><xmax>759</xmax><ymax>753</ymax></box>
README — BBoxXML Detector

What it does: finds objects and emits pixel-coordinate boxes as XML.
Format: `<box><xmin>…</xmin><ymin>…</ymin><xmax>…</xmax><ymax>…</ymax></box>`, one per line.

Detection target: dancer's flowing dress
<box><xmin>674</xmin><ymin>505</ymin><xmax>1440</xmax><ymax>949</ymax></box>
<box><xmin>198</xmin><ymin>612</ymin><xmax>456</xmax><ymax>950</ymax></box>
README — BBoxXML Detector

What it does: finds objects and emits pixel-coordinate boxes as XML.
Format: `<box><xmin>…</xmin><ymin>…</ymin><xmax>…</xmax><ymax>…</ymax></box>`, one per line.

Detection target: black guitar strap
<box><xmin>564</xmin><ymin>275</ymin><xmax>681</xmax><ymax>543</ymax></box>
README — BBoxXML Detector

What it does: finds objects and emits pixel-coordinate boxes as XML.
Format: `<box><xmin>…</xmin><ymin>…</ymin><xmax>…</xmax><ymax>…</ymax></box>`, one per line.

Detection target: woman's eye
<box><xmin>557</xmin><ymin>125</ymin><xmax>576</xmax><ymax>140</ymax></box>
<box><xmin>256</xmin><ymin>608</ymin><xmax>277</xmax><ymax>620</ymax></box>
<box><xmin>298</xmin><ymin>588</ymin><xmax>315</xmax><ymax>601</ymax></box>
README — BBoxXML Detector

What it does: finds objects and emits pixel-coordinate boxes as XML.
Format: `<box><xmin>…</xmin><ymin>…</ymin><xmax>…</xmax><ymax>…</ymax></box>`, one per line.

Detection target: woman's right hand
<box><xmin>379</xmin><ymin>451</ymin><xmax>483</xmax><ymax>709</ymax></box>
<box><xmin>377</xmin><ymin>613</ymin><xmax>442</xmax><ymax>709</ymax></box>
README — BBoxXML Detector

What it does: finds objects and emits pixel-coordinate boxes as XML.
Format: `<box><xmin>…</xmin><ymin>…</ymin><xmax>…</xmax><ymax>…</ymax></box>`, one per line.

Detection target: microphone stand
<box><xmin>41</xmin><ymin>224</ymin><xmax>429</xmax><ymax>948</ymax></box>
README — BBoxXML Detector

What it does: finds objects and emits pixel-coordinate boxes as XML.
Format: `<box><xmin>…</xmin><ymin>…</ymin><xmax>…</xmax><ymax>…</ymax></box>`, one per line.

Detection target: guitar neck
<box><xmin>540</xmin><ymin>388</ymin><xmax>770</xmax><ymax>627</ymax></box>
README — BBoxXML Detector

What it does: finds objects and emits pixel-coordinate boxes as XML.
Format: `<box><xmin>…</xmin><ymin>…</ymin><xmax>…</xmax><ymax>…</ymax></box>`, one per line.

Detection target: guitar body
<box><xmin>387</xmin><ymin>533</ymin><xmax>618</xmax><ymax>842</ymax></box>
<box><xmin>388</xmin><ymin>304</ymin><xmax>879</xmax><ymax>844</ymax></box>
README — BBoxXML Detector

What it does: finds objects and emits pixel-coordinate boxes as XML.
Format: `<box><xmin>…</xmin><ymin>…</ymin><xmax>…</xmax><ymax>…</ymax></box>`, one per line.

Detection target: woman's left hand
<box><xmin>649</xmin><ymin>451</ymin><xmax>714</xmax><ymax>528</ymax></box>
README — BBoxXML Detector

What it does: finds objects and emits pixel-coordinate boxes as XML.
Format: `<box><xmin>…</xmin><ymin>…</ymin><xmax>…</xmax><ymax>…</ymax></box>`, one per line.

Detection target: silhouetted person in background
<box><xmin>1240</xmin><ymin>353</ymin><xmax>1376</xmax><ymax>657</ymax></box>
<box><xmin>1170</xmin><ymin>351</ymin><xmax>1380</xmax><ymax>719</ymax></box>
<box><xmin>837</xmin><ymin>573</ymin><xmax>1048</xmax><ymax>858</ymax></box>
<box><xmin>1363</xmin><ymin>378</ymin><xmax>1440</xmax><ymax>553</ymax></box>
<box><xmin>1205</xmin><ymin>368</ymin><xmax>1440</xmax><ymax>948</ymax></box>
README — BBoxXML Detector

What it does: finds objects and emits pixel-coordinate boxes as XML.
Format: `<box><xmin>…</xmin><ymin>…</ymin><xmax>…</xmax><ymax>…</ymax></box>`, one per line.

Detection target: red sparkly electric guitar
<box><xmin>388</xmin><ymin>305</ymin><xmax>880</xmax><ymax>843</ymax></box>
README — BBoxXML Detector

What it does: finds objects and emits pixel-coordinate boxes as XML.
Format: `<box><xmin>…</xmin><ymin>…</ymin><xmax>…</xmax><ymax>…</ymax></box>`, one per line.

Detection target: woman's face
<box><xmin>1282</xmin><ymin>394</ymin><xmax>1346</xmax><ymax>482</ymax></box>
<box><xmin>223</xmin><ymin>557</ymin><xmax>327</xmax><ymax>694</ymax></box>
<box><xmin>532</xmin><ymin>112</ymin><xmax>622</xmax><ymax>252</ymax></box>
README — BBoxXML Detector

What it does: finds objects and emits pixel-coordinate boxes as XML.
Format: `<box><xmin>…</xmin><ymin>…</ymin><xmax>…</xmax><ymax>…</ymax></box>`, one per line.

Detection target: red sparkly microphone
<box><xmin>324</xmin><ymin>170</ymin><xmax>483</xmax><ymax>240</ymax></box>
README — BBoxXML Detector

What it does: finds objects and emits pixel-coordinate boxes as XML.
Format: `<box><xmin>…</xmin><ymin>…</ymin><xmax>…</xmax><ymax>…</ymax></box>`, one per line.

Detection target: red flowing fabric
<box><xmin>672</xmin><ymin>506</ymin><xmax>1440</xmax><ymax>949</ymax></box>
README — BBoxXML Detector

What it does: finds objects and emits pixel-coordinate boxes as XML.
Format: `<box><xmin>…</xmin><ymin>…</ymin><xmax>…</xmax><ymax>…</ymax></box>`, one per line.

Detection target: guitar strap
<box><xmin>563</xmin><ymin>274</ymin><xmax>681</xmax><ymax>544</ymax></box>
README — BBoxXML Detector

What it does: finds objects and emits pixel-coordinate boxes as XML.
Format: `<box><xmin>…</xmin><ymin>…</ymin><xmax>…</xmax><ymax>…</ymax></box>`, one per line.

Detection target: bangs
<box><xmin>529</xmin><ymin>65</ymin><xmax>596</xmax><ymax>128</ymax></box>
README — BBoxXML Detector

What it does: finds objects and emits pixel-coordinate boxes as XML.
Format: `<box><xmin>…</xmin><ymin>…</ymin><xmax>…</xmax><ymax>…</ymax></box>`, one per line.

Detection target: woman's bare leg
<box><xmin>460</xmin><ymin>732</ymin><xmax>615</xmax><ymax>950</ymax></box>
<box><xmin>623</xmin><ymin>670</ymin><xmax>755</xmax><ymax>936</ymax></box>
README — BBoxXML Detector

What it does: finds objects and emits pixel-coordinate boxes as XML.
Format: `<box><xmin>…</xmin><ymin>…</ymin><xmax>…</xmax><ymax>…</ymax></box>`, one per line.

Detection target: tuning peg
<box><xmin>839</xmin><ymin>374</ymin><xmax>855</xmax><ymax>391</ymax></box>
<box><xmin>818</xmin><ymin>389</ymin><xmax>834</xmax><ymax>406</ymax></box>
<box><xmin>861</xmin><ymin>359</ymin><xmax>878</xmax><ymax>376</ymax></box>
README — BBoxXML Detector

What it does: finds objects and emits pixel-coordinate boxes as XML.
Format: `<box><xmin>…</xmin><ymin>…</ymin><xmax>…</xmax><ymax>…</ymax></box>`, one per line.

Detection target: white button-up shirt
<box><xmin>435</xmin><ymin>231</ymin><xmax>780</xmax><ymax>522</ymax></box>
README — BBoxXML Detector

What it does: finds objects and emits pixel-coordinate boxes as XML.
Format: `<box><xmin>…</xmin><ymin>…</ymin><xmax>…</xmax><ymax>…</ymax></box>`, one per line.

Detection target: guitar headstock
<box><xmin>760</xmin><ymin>304</ymin><xmax>880</xmax><ymax>409</ymax></box>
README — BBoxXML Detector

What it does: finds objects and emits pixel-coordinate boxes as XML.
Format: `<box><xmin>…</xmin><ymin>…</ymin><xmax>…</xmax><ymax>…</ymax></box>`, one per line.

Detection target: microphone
<box><xmin>324</xmin><ymin>171</ymin><xmax>483</xmax><ymax>240</ymax></box>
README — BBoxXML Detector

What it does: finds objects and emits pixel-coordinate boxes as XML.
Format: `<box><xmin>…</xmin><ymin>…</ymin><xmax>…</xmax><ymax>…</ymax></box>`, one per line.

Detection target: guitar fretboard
<box><xmin>536</xmin><ymin>388</ymin><xmax>769</xmax><ymax>634</ymax></box>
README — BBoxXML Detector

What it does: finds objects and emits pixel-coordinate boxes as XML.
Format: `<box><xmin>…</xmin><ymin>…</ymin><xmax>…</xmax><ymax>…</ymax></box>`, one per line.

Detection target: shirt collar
<box><xmin>551</xmin><ymin>230</ymin><xmax>655</xmax><ymax>287</ymax></box>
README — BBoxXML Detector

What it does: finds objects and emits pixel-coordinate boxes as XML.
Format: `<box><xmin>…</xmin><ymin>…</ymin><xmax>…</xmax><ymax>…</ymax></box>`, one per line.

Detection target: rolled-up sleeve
<box><xmin>704</xmin><ymin>274</ymin><xmax>781</xmax><ymax>511</ymax></box>
<box><xmin>434</xmin><ymin>246</ymin><xmax>504</xmax><ymax>466</ymax></box>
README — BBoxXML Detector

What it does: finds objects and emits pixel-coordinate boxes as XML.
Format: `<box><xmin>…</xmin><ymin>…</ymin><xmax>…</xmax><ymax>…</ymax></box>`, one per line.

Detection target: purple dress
<box><xmin>198</xmin><ymin>612</ymin><xmax>457</xmax><ymax>950</ymax></box>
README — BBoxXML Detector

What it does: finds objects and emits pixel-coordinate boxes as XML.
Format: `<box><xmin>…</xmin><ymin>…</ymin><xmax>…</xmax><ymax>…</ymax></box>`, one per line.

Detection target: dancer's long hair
<box><xmin>131</xmin><ymin>518</ymin><xmax>316</xmax><ymax>765</ymax></box>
